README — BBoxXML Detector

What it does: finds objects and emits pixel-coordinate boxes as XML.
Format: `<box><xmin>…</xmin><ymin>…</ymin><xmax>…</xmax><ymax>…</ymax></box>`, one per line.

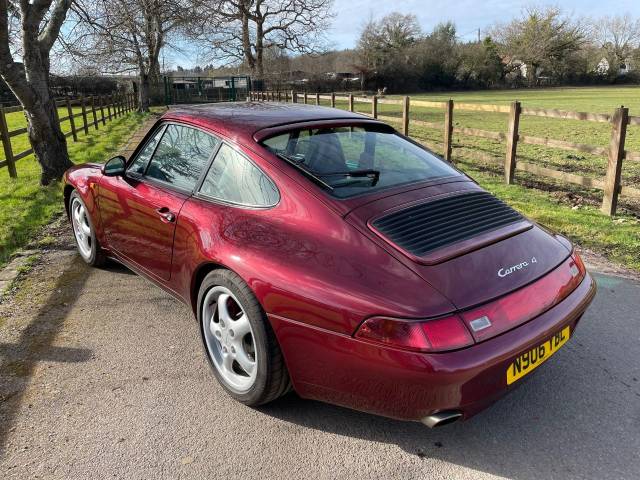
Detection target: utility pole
<box><xmin>478</xmin><ymin>28</ymin><xmax>481</xmax><ymax>42</ymax></box>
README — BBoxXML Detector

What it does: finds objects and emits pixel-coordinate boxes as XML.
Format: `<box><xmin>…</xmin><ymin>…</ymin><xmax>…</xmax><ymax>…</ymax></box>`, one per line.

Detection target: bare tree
<box><xmin>69</xmin><ymin>0</ymin><xmax>188</xmax><ymax>111</ymax></box>
<box><xmin>193</xmin><ymin>0</ymin><xmax>334</xmax><ymax>80</ymax></box>
<box><xmin>0</xmin><ymin>0</ymin><xmax>74</xmax><ymax>184</ymax></box>
<box><xmin>493</xmin><ymin>7</ymin><xmax>584</xmax><ymax>86</ymax></box>
<box><xmin>591</xmin><ymin>14</ymin><xmax>640</xmax><ymax>73</ymax></box>
<box><xmin>357</xmin><ymin>13</ymin><xmax>420</xmax><ymax>69</ymax></box>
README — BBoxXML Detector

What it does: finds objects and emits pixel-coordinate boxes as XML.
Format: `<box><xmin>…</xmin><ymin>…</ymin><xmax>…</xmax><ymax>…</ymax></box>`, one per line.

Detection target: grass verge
<box><xmin>460</xmin><ymin>163</ymin><xmax>640</xmax><ymax>272</ymax></box>
<box><xmin>0</xmin><ymin>111</ymin><xmax>150</xmax><ymax>267</ymax></box>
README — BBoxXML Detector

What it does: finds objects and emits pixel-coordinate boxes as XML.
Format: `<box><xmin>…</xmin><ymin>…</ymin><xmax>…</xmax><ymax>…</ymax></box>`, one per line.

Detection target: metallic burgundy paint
<box><xmin>64</xmin><ymin>102</ymin><xmax>597</xmax><ymax>423</ymax></box>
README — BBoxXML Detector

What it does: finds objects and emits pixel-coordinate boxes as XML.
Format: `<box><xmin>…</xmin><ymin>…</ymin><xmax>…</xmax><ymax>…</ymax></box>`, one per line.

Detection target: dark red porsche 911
<box><xmin>63</xmin><ymin>102</ymin><xmax>596</xmax><ymax>427</ymax></box>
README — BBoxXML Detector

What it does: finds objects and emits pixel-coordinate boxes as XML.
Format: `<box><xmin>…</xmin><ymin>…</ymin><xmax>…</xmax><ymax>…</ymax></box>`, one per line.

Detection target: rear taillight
<box><xmin>460</xmin><ymin>252</ymin><xmax>586</xmax><ymax>342</ymax></box>
<box><xmin>354</xmin><ymin>315</ymin><xmax>474</xmax><ymax>353</ymax></box>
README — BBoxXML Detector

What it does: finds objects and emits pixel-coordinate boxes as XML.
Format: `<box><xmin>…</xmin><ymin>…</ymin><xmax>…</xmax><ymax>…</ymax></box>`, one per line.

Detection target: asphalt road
<box><xmin>1</xmin><ymin>229</ymin><xmax>639</xmax><ymax>480</ymax></box>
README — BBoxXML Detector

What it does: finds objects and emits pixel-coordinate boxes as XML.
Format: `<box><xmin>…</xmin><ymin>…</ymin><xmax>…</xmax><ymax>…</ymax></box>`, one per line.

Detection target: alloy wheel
<box><xmin>202</xmin><ymin>286</ymin><xmax>258</xmax><ymax>393</ymax></box>
<box><xmin>71</xmin><ymin>198</ymin><xmax>93</xmax><ymax>260</ymax></box>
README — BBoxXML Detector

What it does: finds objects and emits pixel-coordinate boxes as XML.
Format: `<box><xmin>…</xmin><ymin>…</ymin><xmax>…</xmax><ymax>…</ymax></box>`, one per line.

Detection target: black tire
<box><xmin>69</xmin><ymin>190</ymin><xmax>106</xmax><ymax>267</ymax></box>
<box><xmin>197</xmin><ymin>269</ymin><xmax>291</xmax><ymax>406</ymax></box>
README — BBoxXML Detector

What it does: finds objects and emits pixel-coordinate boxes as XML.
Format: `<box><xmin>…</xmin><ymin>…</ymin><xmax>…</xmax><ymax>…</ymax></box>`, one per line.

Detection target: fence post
<box><xmin>292</xmin><ymin>91</ymin><xmax>297</xmax><ymax>103</ymax></box>
<box><xmin>315</xmin><ymin>92</ymin><xmax>320</xmax><ymax>105</ymax></box>
<box><xmin>304</xmin><ymin>92</ymin><xmax>308</xmax><ymax>104</ymax></box>
<box><xmin>601</xmin><ymin>106</ymin><xmax>629</xmax><ymax>216</ymax></box>
<box><xmin>402</xmin><ymin>96</ymin><xmax>410</xmax><ymax>136</ymax></box>
<box><xmin>80</xmin><ymin>96</ymin><xmax>89</xmax><ymax>134</ymax></box>
<box><xmin>331</xmin><ymin>92</ymin><xmax>335</xmax><ymax>108</ymax></box>
<box><xmin>278</xmin><ymin>91</ymin><xmax>282</xmax><ymax>102</ymax></box>
<box><xmin>66</xmin><ymin>99</ymin><xmax>78</xmax><ymax>142</ymax></box>
<box><xmin>444</xmin><ymin>99</ymin><xmax>454</xmax><ymax>162</ymax></box>
<box><xmin>348</xmin><ymin>94</ymin><xmax>353</xmax><ymax>112</ymax></box>
<box><xmin>91</xmin><ymin>96</ymin><xmax>98</xmax><ymax>129</ymax></box>
<box><xmin>99</xmin><ymin>96</ymin><xmax>106</xmax><ymax>125</ymax></box>
<box><xmin>372</xmin><ymin>95</ymin><xmax>378</xmax><ymax>119</ymax></box>
<box><xmin>107</xmin><ymin>95</ymin><xmax>113</xmax><ymax>120</ymax></box>
<box><xmin>504</xmin><ymin>100</ymin><xmax>521</xmax><ymax>184</ymax></box>
<box><xmin>0</xmin><ymin>106</ymin><xmax>17</xmax><ymax>178</ymax></box>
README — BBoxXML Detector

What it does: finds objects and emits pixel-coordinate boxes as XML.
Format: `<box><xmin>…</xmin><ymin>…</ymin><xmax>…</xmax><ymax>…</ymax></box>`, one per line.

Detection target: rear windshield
<box><xmin>261</xmin><ymin>125</ymin><xmax>460</xmax><ymax>198</ymax></box>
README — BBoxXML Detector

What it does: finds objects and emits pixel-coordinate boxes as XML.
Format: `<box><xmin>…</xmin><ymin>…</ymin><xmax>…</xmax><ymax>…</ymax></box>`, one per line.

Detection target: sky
<box><xmin>329</xmin><ymin>0</ymin><xmax>640</xmax><ymax>47</ymax></box>
<box><xmin>169</xmin><ymin>0</ymin><xmax>640</xmax><ymax>69</ymax></box>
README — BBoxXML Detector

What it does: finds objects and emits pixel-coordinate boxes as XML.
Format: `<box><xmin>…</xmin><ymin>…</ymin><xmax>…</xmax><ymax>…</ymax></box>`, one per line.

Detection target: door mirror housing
<box><xmin>103</xmin><ymin>156</ymin><xmax>127</xmax><ymax>177</ymax></box>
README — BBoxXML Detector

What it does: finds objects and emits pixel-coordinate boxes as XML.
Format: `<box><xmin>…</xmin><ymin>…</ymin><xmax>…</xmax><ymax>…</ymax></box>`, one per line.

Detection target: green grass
<box><xmin>2</xmin><ymin>106</ymin><xmax>87</xmax><ymax>161</ymax></box>
<box><xmin>462</xmin><ymin>165</ymin><xmax>640</xmax><ymax>272</ymax></box>
<box><xmin>0</xmin><ymin>111</ymin><xmax>149</xmax><ymax>266</ymax></box>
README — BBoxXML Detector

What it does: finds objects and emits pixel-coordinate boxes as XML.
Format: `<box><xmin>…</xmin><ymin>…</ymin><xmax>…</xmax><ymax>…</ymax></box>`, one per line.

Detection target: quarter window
<box><xmin>145</xmin><ymin>124</ymin><xmax>220</xmax><ymax>191</ymax></box>
<box><xmin>199</xmin><ymin>144</ymin><xmax>279</xmax><ymax>207</ymax></box>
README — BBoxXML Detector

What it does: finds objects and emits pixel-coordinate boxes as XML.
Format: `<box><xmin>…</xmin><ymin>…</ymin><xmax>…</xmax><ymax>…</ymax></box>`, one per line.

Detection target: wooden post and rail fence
<box><xmin>0</xmin><ymin>92</ymin><xmax>137</xmax><ymax>180</ymax></box>
<box><xmin>249</xmin><ymin>90</ymin><xmax>640</xmax><ymax>216</ymax></box>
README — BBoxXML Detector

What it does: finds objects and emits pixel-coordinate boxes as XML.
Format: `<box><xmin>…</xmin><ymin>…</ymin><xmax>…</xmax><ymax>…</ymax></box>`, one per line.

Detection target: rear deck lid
<box><xmin>347</xmin><ymin>186</ymin><xmax>571</xmax><ymax>310</ymax></box>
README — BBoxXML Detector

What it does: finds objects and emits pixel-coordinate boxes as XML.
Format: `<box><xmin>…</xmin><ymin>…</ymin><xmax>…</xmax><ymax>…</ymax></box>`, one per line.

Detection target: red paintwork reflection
<box><xmin>460</xmin><ymin>254</ymin><xmax>586</xmax><ymax>342</ymax></box>
<box><xmin>62</xmin><ymin>103</ymin><xmax>598</xmax><ymax>423</ymax></box>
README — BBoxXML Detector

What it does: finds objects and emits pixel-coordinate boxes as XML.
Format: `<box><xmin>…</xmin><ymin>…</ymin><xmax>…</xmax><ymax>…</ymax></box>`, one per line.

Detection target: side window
<box><xmin>145</xmin><ymin>124</ymin><xmax>220</xmax><ymax>190</ymax></box>
<box><xmin>199</xmin><ymin>144</ymin><xmax>279</xmax><ymax>207</ymax></box>
<box><xmin>127</xmin><ymin>125</ymin><xmax>165</xmax><ymax>175</ymax></box>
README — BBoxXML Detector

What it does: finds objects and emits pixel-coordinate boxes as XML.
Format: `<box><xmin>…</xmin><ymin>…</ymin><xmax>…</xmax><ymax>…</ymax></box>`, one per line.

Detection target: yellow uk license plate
<box><xmin>507</xmin><ymin>326</ymin><xmax>571</xmax><ymax>385</ymax></box>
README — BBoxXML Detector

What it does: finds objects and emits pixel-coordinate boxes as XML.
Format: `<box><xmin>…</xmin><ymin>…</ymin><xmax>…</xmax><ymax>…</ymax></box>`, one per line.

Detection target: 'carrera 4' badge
<box><xmin>498</xmin><ymin>257</ymin><xmax>537</xmax><ymax>278</ymax></box>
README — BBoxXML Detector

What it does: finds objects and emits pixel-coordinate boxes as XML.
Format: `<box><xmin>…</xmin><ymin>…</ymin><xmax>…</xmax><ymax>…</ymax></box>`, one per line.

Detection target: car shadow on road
<box><xmin>0</xmin><ymin>254</ymin><xmax>93</xmax><ymax>452</ymax></box>
<box><xmin>259</xmin><ymin>301</ymin><xmax>640</xmax><ymax>479</ymax></box>
<box><xmin>100</xmin><ymin>258</ymin><xmax>136</xmax><ymax>275</ymax></box>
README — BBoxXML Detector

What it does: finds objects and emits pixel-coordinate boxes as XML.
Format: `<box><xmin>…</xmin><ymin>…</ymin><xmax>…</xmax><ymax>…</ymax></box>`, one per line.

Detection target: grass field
<box><xmin>0</xmin><ymin>110</ymin><xmax>149</xmax><ymax>267</ymax></box>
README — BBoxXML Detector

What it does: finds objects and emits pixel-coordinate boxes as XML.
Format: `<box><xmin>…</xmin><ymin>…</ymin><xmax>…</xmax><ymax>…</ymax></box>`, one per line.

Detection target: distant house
<box><xmin>596</xmin><ymin>57</ymin><xmax>633</xmax><ymax>76</ymax></box>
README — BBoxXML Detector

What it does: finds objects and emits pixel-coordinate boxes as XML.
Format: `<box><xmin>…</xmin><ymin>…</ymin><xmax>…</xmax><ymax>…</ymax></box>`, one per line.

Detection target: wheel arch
<box><xmin>63</xmin><ymin>184</ymin><xmax>75</xmax><ymax>216</ymax></box>
<box><xmin>190</xmin><ymin>261</ymin><xmax>233</xmax><ymax>316</ymax></box>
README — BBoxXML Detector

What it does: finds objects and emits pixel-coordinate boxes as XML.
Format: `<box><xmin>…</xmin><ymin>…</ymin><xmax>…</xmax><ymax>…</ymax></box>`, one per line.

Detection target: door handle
<box><xmin>156</xmin><ymin>207</ymin><xmax>175</xmax><ymax>223</ymax></box>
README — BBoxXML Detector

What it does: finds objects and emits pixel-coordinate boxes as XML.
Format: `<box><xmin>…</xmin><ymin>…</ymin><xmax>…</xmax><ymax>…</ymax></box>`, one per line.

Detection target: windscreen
<box><xmin>261</xmin><ymin>125</ymin><xmax>461</xmax><ymax>198</ymax></box>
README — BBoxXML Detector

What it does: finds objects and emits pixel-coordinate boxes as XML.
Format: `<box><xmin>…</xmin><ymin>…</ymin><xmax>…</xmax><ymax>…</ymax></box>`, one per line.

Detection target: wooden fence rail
<box><xmin>0</xmin><ymin>92</ymin><xmax>137</xmax><ymax>178</ymax></box>
<box><xmin>249</xmin><ymin>90</ymin><xmax>640</xmax><ymax>215</ymax></box>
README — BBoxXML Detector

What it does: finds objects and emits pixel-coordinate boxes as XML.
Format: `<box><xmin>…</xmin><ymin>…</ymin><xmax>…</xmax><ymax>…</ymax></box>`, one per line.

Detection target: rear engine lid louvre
<box><xmin>371</xmin><ymin>191</ymin><xmax>529</xmax><ymax>263</ymax></box>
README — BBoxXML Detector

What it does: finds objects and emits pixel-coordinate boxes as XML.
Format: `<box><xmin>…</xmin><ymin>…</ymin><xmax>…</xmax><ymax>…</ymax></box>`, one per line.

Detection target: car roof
<box><xmin>161</xmin><ymin>101</ymin><xmax>379</xmax><ymax>143</ymax></box>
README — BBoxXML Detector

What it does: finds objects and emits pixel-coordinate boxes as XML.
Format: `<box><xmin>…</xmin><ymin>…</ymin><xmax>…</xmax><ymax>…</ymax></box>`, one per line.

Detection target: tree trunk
<box><xmin>149</xmin><ymin>61</ymin><xmax>161</xmax><ymax>86</ymax></box>
<box><xmin>19</xmin><ymin>65</ymin><xmax>72</xmax><ymax>185</ymax></box>
<box><xmin>25</xmin><ymin>98</ymin><xmax>72</xmax><ymax>185</ymax></box>
<box><xmin>138</xmin><ymin>72</ymin><xmax>151</xmax><ymax>113</ymax></box>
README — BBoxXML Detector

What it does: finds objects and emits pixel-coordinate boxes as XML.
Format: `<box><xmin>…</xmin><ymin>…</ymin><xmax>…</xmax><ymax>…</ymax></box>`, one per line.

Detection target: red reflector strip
<box><xmin>460</xmin><ymin>254</ymin><xmax>586</xmax><ymax>342</ymax></box>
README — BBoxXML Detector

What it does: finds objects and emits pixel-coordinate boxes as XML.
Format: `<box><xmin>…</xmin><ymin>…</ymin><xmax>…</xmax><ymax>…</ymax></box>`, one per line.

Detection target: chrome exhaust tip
<box><xmin>421</xmin><ymin>411</ymin><xmax>463</xmax><ymax>428</ymax></box>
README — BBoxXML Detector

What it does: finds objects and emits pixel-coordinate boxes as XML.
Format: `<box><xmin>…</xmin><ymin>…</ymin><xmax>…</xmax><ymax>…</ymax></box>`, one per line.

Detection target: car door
<box><xmin>99</xmin><ymin>122</ymin><xmax>220</xmax><ymax>281</ymax></box>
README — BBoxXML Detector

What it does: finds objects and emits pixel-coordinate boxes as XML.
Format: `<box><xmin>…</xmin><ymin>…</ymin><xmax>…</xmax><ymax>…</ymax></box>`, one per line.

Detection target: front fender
<box><xmin>64</xmin><ymin>163</ymin><xmax>106</xmax><ymax>245</ymax></box>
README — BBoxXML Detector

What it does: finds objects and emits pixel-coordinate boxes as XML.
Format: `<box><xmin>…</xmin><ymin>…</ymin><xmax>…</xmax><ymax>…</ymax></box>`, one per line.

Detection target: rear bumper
<box><xmin>269</xmin><ymin>272</ymin><xmax>596</xmax><ymax>422</ymax></box>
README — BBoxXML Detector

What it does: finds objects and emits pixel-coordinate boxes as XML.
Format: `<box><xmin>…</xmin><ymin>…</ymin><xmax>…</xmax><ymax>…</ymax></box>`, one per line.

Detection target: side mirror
<box><xmin>103</xmin><ymin>155</ymin><xmax>126</xmax><ymax>177</ymax></box>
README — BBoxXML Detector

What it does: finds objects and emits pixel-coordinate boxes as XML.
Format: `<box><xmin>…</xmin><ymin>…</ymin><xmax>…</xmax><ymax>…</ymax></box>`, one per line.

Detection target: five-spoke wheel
<box><xmin>198</xmin><ymin>270</ymin><xmax>291</xmax><ymax>405</ymax></box>
<box><xmin>202</xmin><ymin>286</ymin><xmax>258</xmax><ymax>393</ymax></box>
<box><xmin>69</xmin><ymin>191</ymin><xmax>105</xmax><ymax>266</ymax></box>
<box><xmin>71</xmin><ymin>196</ymin><xmax>93</xmax><ymax>260</ymax></box>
